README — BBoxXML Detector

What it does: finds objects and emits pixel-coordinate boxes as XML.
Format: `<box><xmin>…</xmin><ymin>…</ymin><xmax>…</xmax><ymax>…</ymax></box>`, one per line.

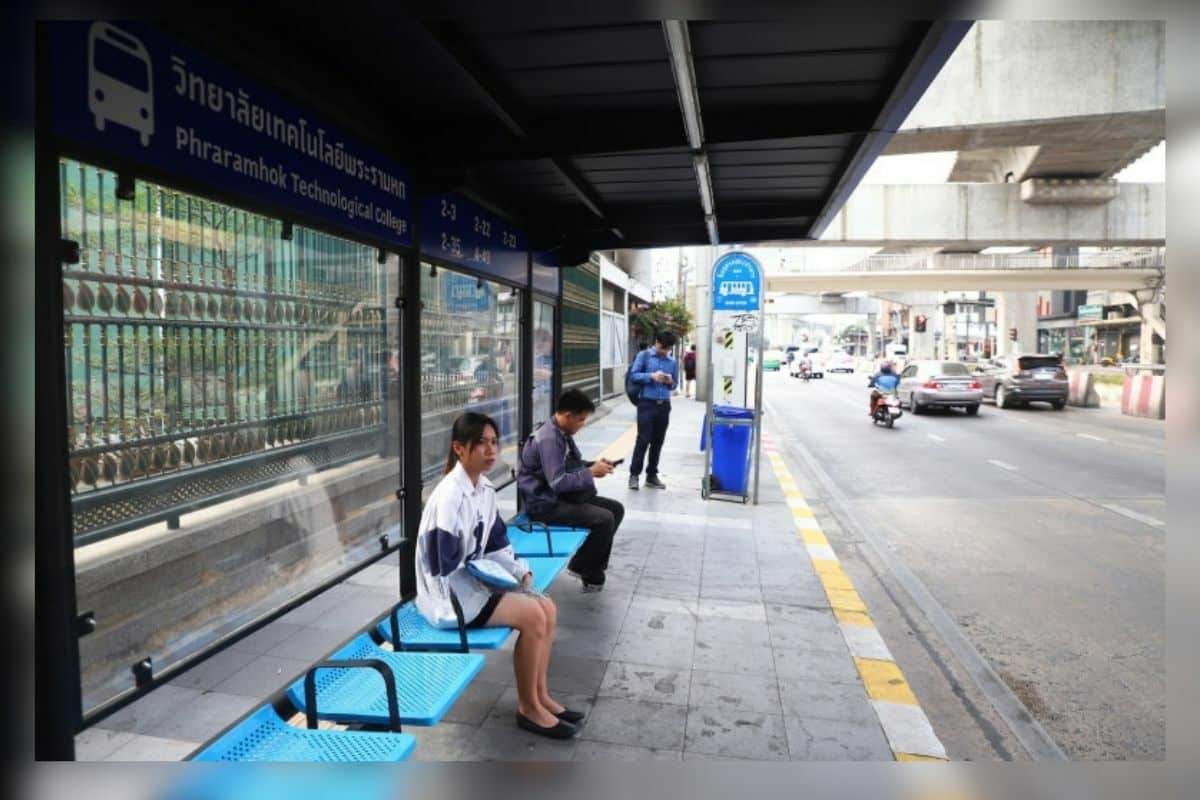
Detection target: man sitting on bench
<box><xmin>517</xmin><ymin>389</ymin><xmax>625</xmax><ymax>592</ymax></box>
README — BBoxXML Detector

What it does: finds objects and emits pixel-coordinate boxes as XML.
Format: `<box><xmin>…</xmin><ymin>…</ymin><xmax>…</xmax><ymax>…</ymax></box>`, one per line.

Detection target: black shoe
<box><xmin>628</xmin><ymin>474</ymin><xmax>639</xmax><ymax>490</ymax></box>
<box><xmin>644</xmin><ymin>475</ymin><xmax>666</xmax><ymax>490</ymax></box>
<box><xmin>567</xmin><ymin>566</ymin><xmax>605</xmax><ymax>592</ymax></box>
<box><xmin>555</xmin><ymin>708</ymin><xmax>586</xmax><ymax>724</ymax></box>
<box><xmin>516</xmin><ymin>712</ymin><xmax>578</xmax><ymax>739</ymax></box>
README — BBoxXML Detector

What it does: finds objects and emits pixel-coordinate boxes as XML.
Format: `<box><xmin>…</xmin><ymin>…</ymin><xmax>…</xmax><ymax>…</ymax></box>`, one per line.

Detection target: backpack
<box><xmin>624</xmin><ymin>350</ymin><xmax>647</xmax><ymax>405</ymax></box>
<box><xmin>683</xmin><ymin>351</ymin><xmax>696</xmax><ymax>370</ymax></box>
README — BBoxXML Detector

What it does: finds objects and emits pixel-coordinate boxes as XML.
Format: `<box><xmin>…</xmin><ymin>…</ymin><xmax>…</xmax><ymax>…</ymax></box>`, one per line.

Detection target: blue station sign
<box><xmin>444</xmin><ymin>272</ymin><xmax>491</xmax><ymax>313</ymax></box>
<box><xmin>711</xmin><ymin>251</ymin><xmax>763</xmax><ymax>311</ymax></box>
<box><xmin>47</xmin><ymin>21</ymin><xmax>413</xmax><ymax>247</ymax></box>
<box><xmin>421</xmin><ymin>192</ymin><xmax>528</xmax><ymax>286</ymax></box>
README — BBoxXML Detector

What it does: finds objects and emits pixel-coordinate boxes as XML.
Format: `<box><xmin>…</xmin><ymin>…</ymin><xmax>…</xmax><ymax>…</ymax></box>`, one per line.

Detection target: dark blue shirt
<box><xmin>631</xmin><ymin>348</ymin><xmax>679</xmax><ymax>402</ymax></box>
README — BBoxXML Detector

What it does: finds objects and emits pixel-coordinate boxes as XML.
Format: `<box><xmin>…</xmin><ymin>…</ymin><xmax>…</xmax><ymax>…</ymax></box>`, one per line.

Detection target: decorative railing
<box><xmin>782</xmin><ymin>248</ymin><xmax>1166</xmax><ymax>273</ymax></box>
<box><xmin>60</xmin><ymin>159</ymin><xmax>390</xmax><ymax>545</ymax></box>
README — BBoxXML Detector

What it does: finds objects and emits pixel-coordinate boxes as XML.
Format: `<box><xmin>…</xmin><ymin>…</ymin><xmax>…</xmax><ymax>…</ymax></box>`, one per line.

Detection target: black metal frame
<box><xmin>34</xmin><ymin>18</ymin><xmax>567</xmax><ymax>758</ymax></box>
<box><xmin>303</xmin><ymin>659</ymin><xmax>401</xmax><ymax>733</ymax></box>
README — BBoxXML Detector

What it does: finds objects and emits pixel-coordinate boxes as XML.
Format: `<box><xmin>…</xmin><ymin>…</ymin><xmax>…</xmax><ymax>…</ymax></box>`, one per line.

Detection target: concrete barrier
<box><xmin>1067</xmin><ymin>370</ymin><xmax>1100</xmax><ymax>407</ymax></box>
<box><xmin>1121</xmin><ymin>373</ymin><xmax>1166</xmax><ymax>419</ymax></box>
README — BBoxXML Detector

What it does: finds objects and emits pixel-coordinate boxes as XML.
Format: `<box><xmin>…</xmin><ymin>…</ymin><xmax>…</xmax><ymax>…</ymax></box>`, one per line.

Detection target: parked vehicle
<box><xmin>763</xmin><ymin>349</ymin><xmax>784</xmax><ymax>371</ymax></box>
<box><xmin>976</xmin><ymin>354</ymin><xmax>1069</xmax><ymax>410</ymax></box>
<box><xmin>871</xmin><ymin>391</ymin><xmax>903</xmax><ymax>428</ymax></box>
<box><xmin>897</xmin><ymin>360</ymin><xmax>983</xmax><ymax>415</ymax></box>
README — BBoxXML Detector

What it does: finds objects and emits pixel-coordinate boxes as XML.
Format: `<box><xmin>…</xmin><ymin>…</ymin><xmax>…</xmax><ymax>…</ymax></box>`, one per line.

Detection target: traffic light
<box><xmin>1009</xmin><ymin>327</ymin><xmax>1018</xmax><ymax>341</ymax></box>
<box><xmin>914</xmin><ymin>314</ymin><xmax>927</xmax><ymax>333</ymax></box>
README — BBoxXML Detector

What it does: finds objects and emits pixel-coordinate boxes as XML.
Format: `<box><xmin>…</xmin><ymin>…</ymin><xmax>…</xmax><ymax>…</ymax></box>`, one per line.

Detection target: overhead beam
<box><xmin>415</xmin><ymin>21</ymin><xmax>619</xmax><ymax>235</ymax></box>
<box><xmin>808</xmin><ymin>21</ymin><xmax>974</xmax><ymax>239</ymax></box>
<box><xmin>664</xmin><ymin>19</ymin><xmax>718</xmax><ymax>245</ymax></box>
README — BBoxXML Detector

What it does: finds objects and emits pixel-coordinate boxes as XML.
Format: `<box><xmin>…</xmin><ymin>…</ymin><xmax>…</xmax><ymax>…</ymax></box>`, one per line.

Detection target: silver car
<box><xmin>896</xmin><ymin>360</ymin><xmax>984</xmax><ymax>415</ymax></box>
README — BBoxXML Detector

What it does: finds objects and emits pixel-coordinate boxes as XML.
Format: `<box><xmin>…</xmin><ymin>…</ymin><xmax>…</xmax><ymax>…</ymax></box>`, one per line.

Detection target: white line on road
<box><xmin>1101</xmin><ymin>504</ymin><xmax>1165</xmax><ymax>529</ymax></box>
<box><xmin>1076</xmin><ymin>433</ymin><xmax>1107</xmax><ymax>442</ymax></box>
<box><xmin>987</xmin><ymin>459</ymin><xmax>1019</xmax><ymax>472</ymax></box>
<box><xmin>928</xmin><ymin>434</ymin><xmax>946</xmax><ymax>443</ymax></box>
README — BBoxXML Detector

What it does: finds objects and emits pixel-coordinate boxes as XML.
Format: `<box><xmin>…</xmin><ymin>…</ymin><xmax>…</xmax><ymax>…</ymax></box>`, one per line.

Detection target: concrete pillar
<box><xmin>995</xmin><ymin>291</ymin><xmax>1039</xmax><ymax>357</ymax></box>
<box><xmin>692</xmin><ymin>247</ymin><xmax>717</xmax><ymax>403</ymax></box>
<box><xmin>866</xmin><ymin>313</ymin><xmax>877</xmax><ymax>359</ymax></box>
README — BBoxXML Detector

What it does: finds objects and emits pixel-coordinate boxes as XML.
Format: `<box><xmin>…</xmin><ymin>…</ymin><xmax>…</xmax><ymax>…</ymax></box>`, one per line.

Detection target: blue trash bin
<box><xmin>702</xmin><ymin>405</ymin><xmax>756</xmax><ymax>495</ymax></box>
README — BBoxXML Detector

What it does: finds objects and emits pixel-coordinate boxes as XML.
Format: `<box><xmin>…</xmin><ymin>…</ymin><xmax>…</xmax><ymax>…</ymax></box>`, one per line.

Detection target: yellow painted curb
<box><xmin>833</xmin><ymin>608</ymin><xmax>875</xmax><ymax>628</ymax></box>
<box><xmin>595</xmin><ymin>422</ymin><xmax>639</xmax><ymax>463</ymax></box>
<box><xmin>855</xmin><ymin>658</ymin><xmax>919</xmax><ymax>706</ymax></box>
<box><xmin>800</xmin><ymin>529</ymin><xmax>829</xmax><ymax>546</ymax></box>
<box><xmin>896</xmin><ymin>753</ymin><xmax>949</xmax><ymax>762</ymax></box>
<box><xmin>825</xmin><ymin>587</ymin><xmax>868</xmax><ymax>613</ymax></box>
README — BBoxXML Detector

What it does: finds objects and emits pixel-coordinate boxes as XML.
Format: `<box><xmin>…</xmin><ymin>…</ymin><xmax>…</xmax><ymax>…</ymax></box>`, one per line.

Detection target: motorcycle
<box><xmin>871</xmin><ymin>391</ymin><xmax>902</xmax><ymax>428</ymax></box>
<box><xmin>799</xmin><ymin>362</ymin><xmax>812</xmax><ymax>382</ymax></box>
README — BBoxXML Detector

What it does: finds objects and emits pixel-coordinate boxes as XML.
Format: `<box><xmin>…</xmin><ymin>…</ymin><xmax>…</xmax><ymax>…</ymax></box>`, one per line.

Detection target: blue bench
<box><xmin>508</xmin><ymin>514</ymin><xmax>589</xmax><ymax>557</ymax></box>
<box><xmin>375</xmin><ymin>555</ymin><xmax>570</xmax><ymax>652</ymax></box>
<box><xmin>285</xmin><ymin>632</ymin><xmax>484</xmax><ymax>727</ymax></box>
<box><xmin>190</xmin><ymin>700</ymin><xmax>416</xmax><ymax>762</ymax></box>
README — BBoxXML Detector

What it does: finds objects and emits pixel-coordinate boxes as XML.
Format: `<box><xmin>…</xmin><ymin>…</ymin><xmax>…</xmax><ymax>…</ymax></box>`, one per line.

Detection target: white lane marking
<box><xmin>1101</xmin><ymin>504</ymin><xmax>1165</xmax><ymax>528</ymax></box>
<box><xmin>1076</xmin><ymin>433</ymin><xmax>1107</xmax><ymax>442</ymax></box>
<box><xmin>987</xmin><ymin>459</ymin><xmax>1019</xmax><ymax>472</ymax></box>
<box><xmin>927</xmin><ymin>434</ymin><xmax>946</xmax><ymax>443</ymax></box>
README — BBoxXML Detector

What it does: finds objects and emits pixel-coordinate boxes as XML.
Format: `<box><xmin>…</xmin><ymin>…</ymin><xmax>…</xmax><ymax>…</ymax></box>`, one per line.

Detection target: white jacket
<box><xmin>414</xmin><ymin>462</ymin><xmax>531</xmax><ymax>629</ymax></box>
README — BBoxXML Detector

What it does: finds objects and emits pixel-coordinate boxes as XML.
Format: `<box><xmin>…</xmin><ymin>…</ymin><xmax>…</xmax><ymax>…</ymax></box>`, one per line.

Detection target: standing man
<box><xmin>628</xmin><ymin>330</ymin><xmax>679</xmax><ymax>490</ymax></box>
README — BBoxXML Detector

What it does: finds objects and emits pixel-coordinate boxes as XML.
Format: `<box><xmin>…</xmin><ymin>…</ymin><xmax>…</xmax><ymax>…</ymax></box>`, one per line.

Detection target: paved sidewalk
<box><xmin>76</xmin><ymin>394</ymin><xmax>945</xmax><ymax>761</ymax></box>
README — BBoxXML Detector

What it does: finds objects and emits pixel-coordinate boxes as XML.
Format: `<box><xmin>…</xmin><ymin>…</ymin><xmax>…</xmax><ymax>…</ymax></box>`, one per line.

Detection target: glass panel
<box><xmin>939</xmin><ymin>362</ymin><xmax>970</xmax><ymax>375</ymax></box>
<box><xmin>532</xmin><ymin>299</ymin><xmax>555</xmax><ymax>428</ymax></box>
<box><xmin>419</xmin><ymin>264</ymin><xmax>520</xmax><ymax>500</ymax></box>
<box><xmin>60</xmin><ymin>158</ymin><xmax>400</xmax><ymax>715</ymax></box>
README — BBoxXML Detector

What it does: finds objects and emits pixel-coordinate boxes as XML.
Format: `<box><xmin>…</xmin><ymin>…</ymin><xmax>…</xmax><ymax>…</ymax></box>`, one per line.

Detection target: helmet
<box><xmin>880</xmin><ymin>359</ymin><xmax>894</xmax><ymax>372</ymax></box>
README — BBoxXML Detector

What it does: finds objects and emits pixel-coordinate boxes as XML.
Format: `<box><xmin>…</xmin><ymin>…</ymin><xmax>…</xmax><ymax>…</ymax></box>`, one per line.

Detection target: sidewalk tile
<box><xmin>75</xmin><ymin>728</ymin><xmax>136</xmax><ymax>761</ymax></box>
<box><xmin>411</xmin><ymin>721</ymin><xmax>477</xmax><ymax>760</ymax></box>
<box><xmin>697</xmin><ymin>599</ymin><xmax>767</xmax><ymax>622</ymax></box>
<box><xmin>777</xmin><ymin>677</ymin><xmax>876</xmax><ymax>725</ymax></box>
<box><xmin>611</xmin><ymin>632</ymin><xmax>695</xmax><ymax>671</ymax></box>
<box><xmin>689</xmin><ymin>669</ymin><xmax>782</xmax><ymax>716</ymax></box>
<box><xmin>210</xmin><ymin>654</ymin><xmax>310</xmax><ymax>698</ymax></box>
<box><xmin>546</xmin><ymin>655</ymin><xmax>610</xmax><ymax>695</ymax></box>
<box><xmin>622</xmin><ymin>605</ymin><xmax>699</xmax><ymax>640</ymax></box>
<box><xmin>168</xmin><ymin>646</ymin><xmax>260</xmax><ymax>692</ymax></box>
<box><xmin>696</xmin><ymin>616</ymin><xmax>772</xmax><ymax>648</ymax></box>
<box><xmin>598</xmin><ymin>660</ymin><xmax>692</xmax><ymax>706</ymax></box>
<box><xmin>442</xmin><ymin>679</ymin><xmax>507</xmax><ymax>726</ymax></box>
<box><xmin>773</xmin><ymin>646</ymin><xmax>860</xmax><ymax>685</ymax></box>
<box><xmin>767</xmin><ymin>619</ymin><xmax>847</xmax><ymax>653</ymax></box>
<box><xmin>105</xmin><ymin>733</ymin><xmax>200</xmax><ymax>761</ymax></box>
<box><xmin>783</xmin><ymin>714</ymin><xmax>893</xmax><ymax>761</ymax></box>
<box><xmin>693</xmin><ymin>640</ymin><xmax>776</xmax><ymax>676</ymax></box>
<box><xmin>580</xmin><ymin>697</ymin><xmax>688</xmax><ymax>750</ymax></box>
<box><xmin>684</xmin><ymin>706</ymin><xmax>789</xmax><ymax>761</ymax></box>
<box><xmin>460</xmin><ymin>723</ymin><xmax>578</xmax><ymax>762</ymax></box>
<box><xmin>572</xmin><ymin>741</ymin><xmax>683</xmax><ymax>761</ymax></box>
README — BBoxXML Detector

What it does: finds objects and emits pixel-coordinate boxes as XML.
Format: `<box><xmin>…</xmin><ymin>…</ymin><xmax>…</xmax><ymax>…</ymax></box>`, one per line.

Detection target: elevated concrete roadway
<box><xmin>798</xmin><ymin>182</ymin><xmax>1164</xmax><ymax>248</ymax></box>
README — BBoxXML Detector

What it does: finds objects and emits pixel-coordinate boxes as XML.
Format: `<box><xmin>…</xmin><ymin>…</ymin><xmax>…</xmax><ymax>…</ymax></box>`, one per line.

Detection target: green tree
<box><xmin>630</xmin><ymin>296</ymin><xmax>693</xmax><ymax>342</ymax></box>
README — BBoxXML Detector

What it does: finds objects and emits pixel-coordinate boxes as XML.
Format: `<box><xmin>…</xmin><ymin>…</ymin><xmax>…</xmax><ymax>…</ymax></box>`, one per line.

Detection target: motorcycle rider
<box><xmin>868</xmin><ymin>359</ymin><xmax>901</xmax><ymax>416</ymax></box>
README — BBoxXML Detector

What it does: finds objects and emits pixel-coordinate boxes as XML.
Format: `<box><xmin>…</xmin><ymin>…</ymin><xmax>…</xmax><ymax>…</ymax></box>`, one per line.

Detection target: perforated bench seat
<box><xmin>376</xmin><ymin>555</ymin><xmax>571</xmax><ymax>651</ymax></box>
<box><xmin>190</xmin><ymin>704</ymin><xmax>416</xmax><ymax>762</ymax></box>
<box><xmin>285</xmin><ymin>633</ymin><xmax>484</xmax><ymax>727</ymax></box>
<box><xmin>508</xmin><ymin>514</ymin><xmax>589</xmax><ymax>557</ymax></box>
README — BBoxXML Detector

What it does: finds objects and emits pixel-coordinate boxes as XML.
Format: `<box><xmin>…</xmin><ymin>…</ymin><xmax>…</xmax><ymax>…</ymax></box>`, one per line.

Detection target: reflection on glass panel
<box><xmin>60</xmin><ymin>158</ymin><xmax>400</xmax><ymax>714</ymax></box>
<box><xmin>420</xmin><ymin>264</ymin><xmax>520</xmax><ymax>499</ymax></box>
<box><xmin>532</xmin><ymin>300</ymin><xmax>555</xmax><ymax>427</ymax></box>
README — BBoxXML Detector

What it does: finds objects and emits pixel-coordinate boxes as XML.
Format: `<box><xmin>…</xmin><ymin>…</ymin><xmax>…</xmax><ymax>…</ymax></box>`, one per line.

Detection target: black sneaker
<box><xmin>628</xmin><ymin>474</ymin><xmax>639</xmax><ymax>490</ymax></box>
<box><xmin>568</xmin><ymin>566</ymin><xmax>605</xmax><ymax>592</ymax></box>
<box><xmin>644</xmin><ymin>475</ymin><xmax>666</xmax><ymax>490</ymax></box>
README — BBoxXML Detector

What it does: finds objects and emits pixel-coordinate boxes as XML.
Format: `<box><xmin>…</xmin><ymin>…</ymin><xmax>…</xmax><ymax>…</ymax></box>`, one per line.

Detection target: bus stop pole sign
<box><xmin>704</xmin><ymin>251</ymin><xmax>765</xmax><ymax>505</ymax></box>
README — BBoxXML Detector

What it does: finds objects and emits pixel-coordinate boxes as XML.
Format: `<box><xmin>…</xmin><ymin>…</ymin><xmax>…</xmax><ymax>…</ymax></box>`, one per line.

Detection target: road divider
<box><xmin>1121</xmin><ymin>373</ymin><xmax>1165</xmax><ymax>419</ymax></box>
<box><xmin>1067</xmin><ymin>370</ymin><xmax>1100</xmax><ymax>407</ymax></box>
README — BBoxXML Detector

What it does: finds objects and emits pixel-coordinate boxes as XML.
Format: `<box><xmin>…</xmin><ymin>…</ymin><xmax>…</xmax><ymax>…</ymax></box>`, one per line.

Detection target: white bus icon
<box><xmin>88</xmin><ymin>22</ymin><xmax>154</xmax><ymax>147</ymax></box>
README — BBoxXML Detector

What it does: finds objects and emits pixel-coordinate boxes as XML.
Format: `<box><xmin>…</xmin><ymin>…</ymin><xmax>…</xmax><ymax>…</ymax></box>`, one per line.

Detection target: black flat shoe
<box><xmin>516</xmin><ymin>712</ymin><xmax>578</xmax><ymax>739</ymax></box>
<box><xmin>555</xmin><ymin>708</ymin><xmax>586</xmax><ymax>725</ymax></box>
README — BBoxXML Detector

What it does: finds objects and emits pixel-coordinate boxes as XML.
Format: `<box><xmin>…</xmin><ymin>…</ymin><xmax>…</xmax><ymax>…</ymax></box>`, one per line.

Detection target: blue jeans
<box><xmin>631</xmin><ymin>400</ymin><xmax>671</xmax><ymax>477</ymax></box>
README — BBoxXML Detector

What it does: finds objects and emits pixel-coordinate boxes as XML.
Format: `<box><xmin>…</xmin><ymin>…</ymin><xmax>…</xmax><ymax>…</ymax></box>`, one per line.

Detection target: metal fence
<box><xmin>60</xmin><ymin>159</ymin><xmax>390</xmax><ymax>545</ymax></box>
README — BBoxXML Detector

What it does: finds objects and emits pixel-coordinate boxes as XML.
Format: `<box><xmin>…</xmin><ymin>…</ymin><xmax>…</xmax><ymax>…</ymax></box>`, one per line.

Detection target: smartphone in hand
<box><xmin>605</xmin><ymin>457</ymin><xmax>625</xmax><ymax>467</ymax></box>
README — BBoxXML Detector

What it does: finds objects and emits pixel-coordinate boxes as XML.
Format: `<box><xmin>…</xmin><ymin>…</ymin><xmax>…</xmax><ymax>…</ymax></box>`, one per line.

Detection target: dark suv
<box><xmin>976</xmin><ymin>354</ymin><xmax>1069</xmax><ymax>410</ymax></box>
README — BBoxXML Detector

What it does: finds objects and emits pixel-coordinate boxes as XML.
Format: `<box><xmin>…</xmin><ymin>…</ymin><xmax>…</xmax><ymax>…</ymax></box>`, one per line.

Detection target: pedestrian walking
<box><xmin>627</xmin><ymin>330</ymin><xmax>679</xmax><ymax>490</ymax></box>
<box><xmin>683</xmin><ymin>344</ymin><xmax>697</xmax><ymax>398</ymax></box>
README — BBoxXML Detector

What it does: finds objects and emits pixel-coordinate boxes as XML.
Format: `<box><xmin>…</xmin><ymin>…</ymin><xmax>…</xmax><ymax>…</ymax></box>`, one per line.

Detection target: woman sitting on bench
<box><xmin>414</xmin><ymin>412</ymin><xmax>584</xmax><ymax>739</ymax></box>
